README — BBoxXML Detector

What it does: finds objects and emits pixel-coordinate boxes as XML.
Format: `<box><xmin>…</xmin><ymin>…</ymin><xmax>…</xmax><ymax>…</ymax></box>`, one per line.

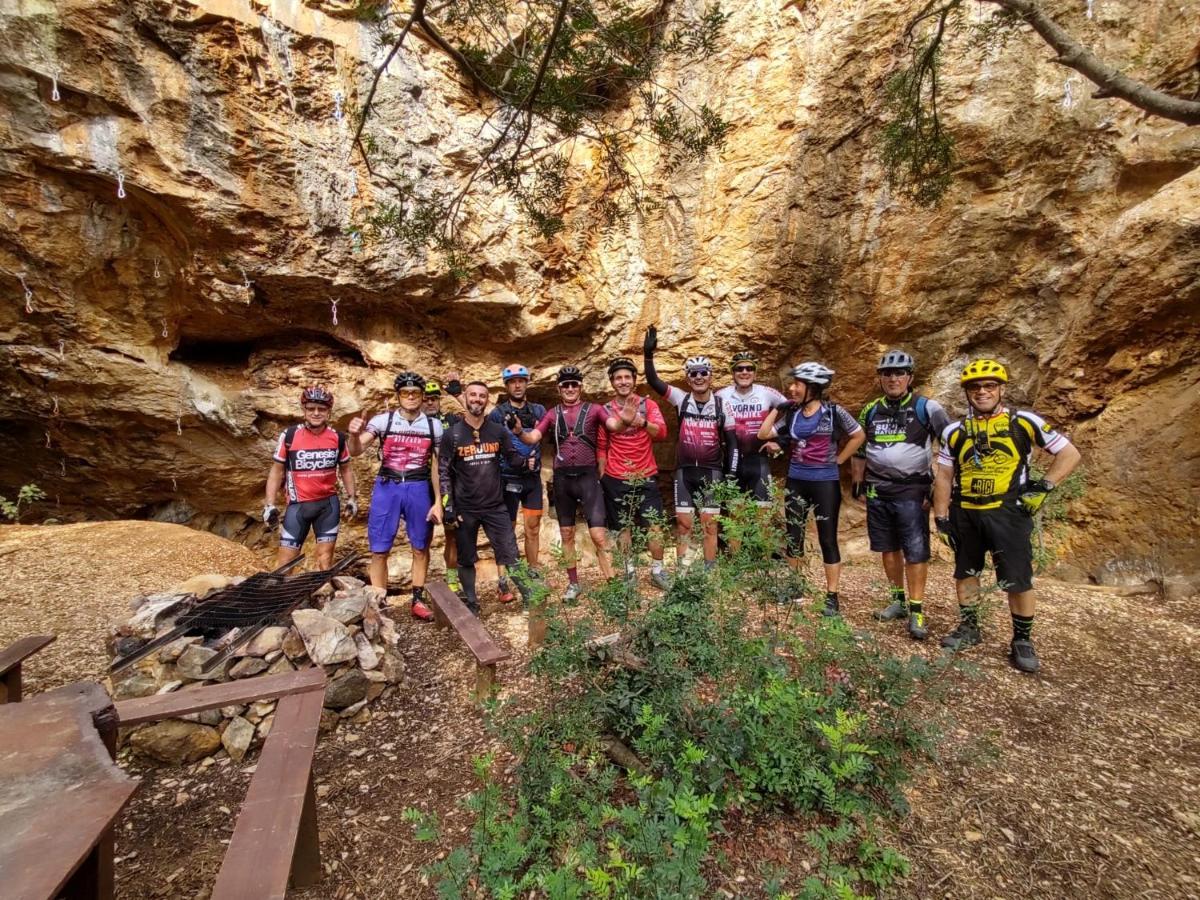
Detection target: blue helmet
<box><xmin>502</xmin><ymin>364</ymin><xmax>530</xmax><ymax>382</ymax></box>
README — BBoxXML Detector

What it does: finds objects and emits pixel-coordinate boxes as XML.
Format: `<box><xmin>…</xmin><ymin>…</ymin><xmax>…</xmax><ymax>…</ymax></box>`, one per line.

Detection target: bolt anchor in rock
<box><xmin>51</xmin><ymin>72</ymin><xmax>61</xmax><ymax>102</ymax></box>
<box><xmin>116</xmin><ymin>170</ymin><xmax>127</xmax><ymax>199</ymax></box>
<box><xmin>330</xmin><ymin>297</ymin><xmax>339</xmax><ymax>326</ymax></box>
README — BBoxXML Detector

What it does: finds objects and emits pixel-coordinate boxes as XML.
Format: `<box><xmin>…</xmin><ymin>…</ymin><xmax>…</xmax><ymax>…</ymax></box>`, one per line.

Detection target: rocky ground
<box><xmin>2</xmin><ymin>521</ymin><xmax>1198</xmax><ymax>899</ymax></box>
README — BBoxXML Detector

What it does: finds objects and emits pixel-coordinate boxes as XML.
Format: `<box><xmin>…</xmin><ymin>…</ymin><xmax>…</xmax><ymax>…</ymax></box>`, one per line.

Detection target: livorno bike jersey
<box><xmin>937</xmin><ymin>409</ymin><xmax>1069</xmax><ymax>511</ymax></box>
<box><xmin>715</xmin><ymin>383</ymin><xmax>787</xmax><ymax>456</ymax></box>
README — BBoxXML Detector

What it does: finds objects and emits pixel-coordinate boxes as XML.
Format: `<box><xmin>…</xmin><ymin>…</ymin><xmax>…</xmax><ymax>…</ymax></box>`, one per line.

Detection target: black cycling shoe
<box><xmin>873</xmin><ymin>600</ymin><xmax>907</xmax><ymax>622</ymax></box>
<box><xmin>821</xmin><ymin>595</ymin><xmax>841</xmax><ymax>618</ymax></box>
<box><xmin>940</xmin><ymin>621</ymin><xmax>981</xmax><ymax>651</ymax></box>
<box><xmin>1009</xmin><ymin>638</ymin><xmax>1040</xmax><ymax>673</ymax></box>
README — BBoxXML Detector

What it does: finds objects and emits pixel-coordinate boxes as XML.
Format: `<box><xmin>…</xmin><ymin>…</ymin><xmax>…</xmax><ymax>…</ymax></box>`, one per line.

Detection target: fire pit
<box><xmin>107</xmin><ymin>557</ymin><xmax>407</xmax><ymax>764</ymax></box>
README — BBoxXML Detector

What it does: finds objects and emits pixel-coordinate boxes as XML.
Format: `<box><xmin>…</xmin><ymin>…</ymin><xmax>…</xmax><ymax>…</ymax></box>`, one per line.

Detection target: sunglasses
<box><xmin>687</xmin><ymin>369</ymin><xmax>712</xmax><ymax>378</ymax></box>
<box><xmin>398</xmin><ymin>389</ymin><xmax>423</xmax><ymax>399</ymax></box>
<box><xmin>880</xmin><ymin>369</ymin><xmax>909</xmax><ymax>378</ymax></box>
<box><xmin>559</xmin><ymin>381</ymin><xmax>582</xmax><ymax>389</ymax></box>
<box><xmin>733</xmin><ymin>365</ymin><xmax>756</xmax><ymax>373</ymax></box>
<box><xmin>965</xmin><ymin>381</ymin><xmax>1002</xmax><ymax>393</ymax></box>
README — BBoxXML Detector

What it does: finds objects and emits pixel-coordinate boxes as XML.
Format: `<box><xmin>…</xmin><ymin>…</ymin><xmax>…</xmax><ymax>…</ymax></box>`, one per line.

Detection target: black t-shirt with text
<box><xmin>437</xmin><ymin>418</ymin><xmax>523</xmax><ymax>514</ymax></box>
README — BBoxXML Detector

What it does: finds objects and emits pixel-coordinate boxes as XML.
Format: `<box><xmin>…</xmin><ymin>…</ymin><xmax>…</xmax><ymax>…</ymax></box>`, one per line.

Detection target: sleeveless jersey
<box><xmin>366</xmin><ymin>411</ymin><xmax>443</xmax><ymax>477</ymax></box>
<box><xmin>716</xmin><ymin>383</ymin><xmax>787</xmax><ymax>456</ymax></box>
<box><xmin>273</xmin><ymin>426</ymin><xmax>349</xmax><ymax>503</ymax></box>
<box><xmin>664</xmin><ymin>385</ymin><xmax>733</xmax><ymax>469</ymax></box>
<box><xmin>937</xmin><ymin>409</ymin><xmax>1068</xmax><ymax>510</ymax></box>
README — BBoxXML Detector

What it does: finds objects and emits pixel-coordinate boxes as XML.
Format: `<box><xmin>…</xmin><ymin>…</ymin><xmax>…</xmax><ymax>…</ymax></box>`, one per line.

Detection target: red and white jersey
<box><xmin>367</xmin><ymin>411</ymin><xmax>443</xmax><ymax>475</ymax></box>
<box><xmin>273</xmin><ymin>426</ymin><xmax>349</xmax><ymax>503</ymax></box>
<box><xmin>716</xmin><ymin>383</ymin><xmax>787</xmax><ymax>456</ymax></box>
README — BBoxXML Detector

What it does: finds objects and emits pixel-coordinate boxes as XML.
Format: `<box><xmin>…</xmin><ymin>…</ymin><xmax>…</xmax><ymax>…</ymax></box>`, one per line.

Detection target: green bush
<box><xmin>409</xmin><ymin>485</ymin><xmax>956</xmax><ymax>897</ymax></box>
<box><xmin>1</xmin><ymin>483</ymin><xmax>46</xmax><ymax>522</ymax></box>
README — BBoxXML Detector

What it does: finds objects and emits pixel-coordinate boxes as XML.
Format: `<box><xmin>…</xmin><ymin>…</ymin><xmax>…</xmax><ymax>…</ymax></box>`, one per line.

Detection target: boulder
<box><xmin>177</xmin><ymin>644</ymin><xmax>228</xmax><ymax>681</ymax></box>
<box><xmin>157</xmin><ymin>680</ymin><xmax>183</xmax><ymax>695</ymax></box>
<box><xmin>221</xmin><ymin>716</ymin><xmax>256</xmax><ymax>763</ymax></box>
<box><xmin>331</xmin><ymin>575</ymin><xmax>365</xmax><ymax>592</ymax></box>
<box><xmin>229</xmin><ymin>657</ymin><xmax>269</xmax><ymax>679</ymax></box>
<box><xmin>239</xmin><ymin>626</ymin><xmax>289</xmax><ymax>657</ymax></box>
<box><xmin>339</xmin><ymin>699</ymin><xmax>368</xmax><ymax>719</ymax></box>
<box><xmin>323</xmin><ymin>593</ymin><xmax>367</xmax><ymax>625</ymax></box>
<box><xmin>247</xmin><ymin>699</ymin><xmax>277</xmax><ymax>719</ymax></box>
<box><xmin>123</xmin><ymin>595</ymin><xmax>185</xmax><ymax>639</ymax></box>
<box><xmin>111</xmin><ymin>672</ymin><xmax>161</xmax><ymax>701</ymax></box>
<box><xmin>129</xmin><ymin>720</ymin><xmax>221</xmax><ymax>764</ymax></box>
<box><xmin>281</xmin><ymin>627</ymin><xmax>307</xmax><ymax>660</ymax></box>
<box><xmin>319</xmin><ymin>709</ymin><xmax>340</xmax><ymax>733</ymax></box>
<box><xmin>257</xmin><ymin>714</ymin><xmax>275</xmax><ymax>740</ymax></box>
<box><xmin>291</xmin><ymin>609</ymin><xmax>356</xmax><ymax>665</ymax></box>
<box><xmin>380</xmin><ymin>648</ymin><xmax>405</xmax><ymax>685</ymax></box>
<box><xmin>378</xmin><ymin>614</ymin><xmax>400</xmax><ymax>647</ymax></box>
<box><xmin>1164</xmin><ymin>575</ymin><xmax>1200</xmax><ymax>602</ymax></box>
<box><xmin>324</xmin><ymin>668</ymin><xmax>369</xmax><ymax>710</ymax></box>
<box><xmin>354</xmin><ymin>633</ymin><xmax>380</xmax><ymax>670</ymax></box>
<box><xmin>169</xmin><ymin>573</ymin><xmax>234</xmax><ymax>598</ymax></box>
<box><xmin>159</xmin><ymin>635</ymin><xmax>201</xmax><ymax>663</ymax></box>
<box><xmin>266</xmin><ymin>655</ymin><xmax>295</xmax><ymax>675</ymax></box>
<box><xmin>220</xmin><ymin>704</ymin><xmax>248</xmax><ymax>718</ymax></box>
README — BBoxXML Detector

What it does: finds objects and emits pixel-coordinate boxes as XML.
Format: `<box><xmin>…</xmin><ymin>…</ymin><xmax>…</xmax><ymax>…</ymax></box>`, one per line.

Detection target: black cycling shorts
<box><xmin>674</xmin><ymin>466</ymin><xmax>722</xmax><ymax>515</ymax></box>
<box><xmin>280</xmin><ymin>496</ymin><xmax>340</xmax><ymax>549</ymax></box>
<box><xmin>950</xmin><ymin>503</ymin><xmax>1035</xmax><ymax>593</ymax></box>
<box><xmin>502</xmin><ymin>473</ymin><xmax>545</xmax><ymax>520</ymax></box>
<box><xmin>784</xmin><ymin>478</ymin><xmax>842</xmax><ymax>564</ymax></box>
<box><xmin>552</xmin><ymin>467</ymin><xmax>607</xmax><ymax>529</ymax></box>
<box><xmin>601</xmin><ymin>474</ymin><xmax>665</xmax><ymax>532</ymax></box>
<box><xmin>736</xmin><ymin>454</ymin><xmax>774</xmax><ymax>505</ymax></box>
<box><xmin>866</xmin><ymin>496</ymin><xmax>931</xmax><ymax>562</ymax></box>
<box><xmin>455</xmin><ymin>505</ymin><xmax>520</xmax><ymax>568</ymax></box>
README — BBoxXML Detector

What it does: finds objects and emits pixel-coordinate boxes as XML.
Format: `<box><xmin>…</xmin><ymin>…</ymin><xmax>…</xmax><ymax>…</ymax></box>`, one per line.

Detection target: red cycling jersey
<box><xmin>273</xmin><ymin>426</ymin><xmax>349</xmax><ymax>502</ymax></box>
<box><xmin>596</xmin><ymin>397</ymin><xmax>667</xmax><ymax>480</ymax></box>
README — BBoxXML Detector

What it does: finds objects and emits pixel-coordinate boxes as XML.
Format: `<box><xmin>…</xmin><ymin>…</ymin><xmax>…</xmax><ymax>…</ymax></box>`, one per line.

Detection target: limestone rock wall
<box><xmin>2</xmin><ymin>0</ymin><xmax>1198</xmax><ymax>572</ymax></box>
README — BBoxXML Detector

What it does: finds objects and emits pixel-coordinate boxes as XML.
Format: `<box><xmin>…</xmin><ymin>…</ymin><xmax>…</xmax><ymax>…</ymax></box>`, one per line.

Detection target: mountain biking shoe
<box><xmin>563</xmin><ymin>582</ymin><xmax>582</xmax><ymax>603</ymax></box>
<box><xmin>821</xmin><ymin>594</ymin><xmax>841</xmax><ymax>618</ymax></box>
<box><xmin>411</xmin><ymin>599</ymin><xmax>434</xmax><ymax>622</ymax></box>
<box><xmin>497</xmin><ymin>576</ymin><xmax>516</xmax><ymax>603</ymax></box>
<box><xmin>650</xmin><ymin>568</ymin><xmax>672</xmax><ymax>591</ymax></box>
<box><xmin>906</xmin><ymin>612</ymin><xmax>928</xmax><ymax>641</ymax></box>
<box><xmin>465</xmin><ymin>599</ymin><xmax>481</xmax><ymax>618</ymax></box>
<box><xmin>1009</xmin><ymin>638</ymin><xmax>1041</xmax><ymax>673</ymax></box>
<box><xmin>940</xmin><ymin>621</ymin><xmax>981</xmax><ymax>651</ymax></box>
<box><xmin>873</xmin><ymin>600</ymin><xmax>907</xmax><ymax>622</ymax></box>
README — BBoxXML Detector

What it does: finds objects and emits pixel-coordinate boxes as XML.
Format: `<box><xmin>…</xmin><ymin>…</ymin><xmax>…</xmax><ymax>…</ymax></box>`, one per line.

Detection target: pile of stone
<box><xmin>108</xmin><ymin>574</ymin><xmax>405</xmax><ymax>765</ymax></box>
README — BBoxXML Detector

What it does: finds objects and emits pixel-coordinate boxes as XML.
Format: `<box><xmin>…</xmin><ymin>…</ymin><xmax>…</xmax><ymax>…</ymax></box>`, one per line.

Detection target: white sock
<box><xmin>651</xmin><ymin>560</ymin><xmax>664</xmax><ymax>575</ymax></box>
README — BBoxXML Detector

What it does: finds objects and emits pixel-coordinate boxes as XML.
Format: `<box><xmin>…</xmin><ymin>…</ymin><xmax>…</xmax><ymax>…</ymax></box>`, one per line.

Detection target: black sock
<box><xmin>826</xmin><ymin>591</ymin><xmax>839</xmax><ymax>605</ymax></box>
<box><xmin>412</xmin><ymin>585</ymin><xmax>425</xmax><ymax>604</ymax></box>
<box><xmin>960</xmin><ymin>605</ymin><xmax>979</xmax><ymax>629</ymax></box>
<box><xmin>1012</xmin><ymin>613</ymin><xmax>1034</xmax><ymax>642</ymax></box>
<box><xmin>908</xmin><ymin>598</ymin><xmax>923</xmax><ymax>615</ymax></box>
<box><xmin>457</xmin><ymin>566</ymin><xmax>478</xmax><ymax>604</ymax></box>
<box><xmin>889</xmin><ymin>585</ymin><xmax>907</xmax><ymax>608</ymax></box>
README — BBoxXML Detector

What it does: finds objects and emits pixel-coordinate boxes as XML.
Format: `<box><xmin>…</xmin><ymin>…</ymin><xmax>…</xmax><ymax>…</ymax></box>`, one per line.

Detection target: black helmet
<box><xmin>300</xmin><ymin>384</ymin><xmax>334</xmax><ymax>407</ymax></box>
<box><xmin>877</xmin><ymin>350</ymin><xmax>915</xmax><ymax>372</ymax></box>
<box><xmin>394</xmin><ymin>371</ymin><xmax>424</xmax><ymax>391</ymax></box>
<box><xmin>557</xmin><ymin>365</ymin><xmax>584</xmax><ymax>385</ymax></box>
<box><xmin>607</xmin><ymin>357</ymin><xmax>638</xmax><ymax>379</ymax></box>
<box><xmin>731</xmin><ymin>351</ymin><xmax>757</xmax><ymax>370</ymax></box>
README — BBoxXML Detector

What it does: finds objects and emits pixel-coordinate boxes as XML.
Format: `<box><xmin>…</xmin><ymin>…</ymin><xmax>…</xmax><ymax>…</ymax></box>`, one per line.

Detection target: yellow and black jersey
<box><xmin>937</xmin><ymin>409</ymin><xmax>1069</xmax><ymax>510</ymax></box>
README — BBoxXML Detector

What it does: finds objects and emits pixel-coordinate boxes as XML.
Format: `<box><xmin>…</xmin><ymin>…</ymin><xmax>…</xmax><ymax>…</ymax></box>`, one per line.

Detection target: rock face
<box><xmin>1</xmin><ymin>1</ymin><xmax>1197</xmax><ymax>572</ymax></box>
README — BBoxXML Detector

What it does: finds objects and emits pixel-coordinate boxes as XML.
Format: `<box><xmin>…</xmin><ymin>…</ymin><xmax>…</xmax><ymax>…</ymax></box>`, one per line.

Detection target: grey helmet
<box><xmin>877</xmin><ymin>350</ymin><xmax>915</xmax><ymax>372</ymax></box>
<box><xmin>790</xmin><ymin>362</ymin><xmax>835</xmax><ymax>386</ymax></box>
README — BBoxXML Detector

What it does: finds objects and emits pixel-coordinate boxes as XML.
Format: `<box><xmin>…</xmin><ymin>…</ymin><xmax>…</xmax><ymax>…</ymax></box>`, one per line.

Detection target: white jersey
<box><xmin>716</xmin><ymin>383</ymin><xmax>787</xmax><ymax>456</ymax></box>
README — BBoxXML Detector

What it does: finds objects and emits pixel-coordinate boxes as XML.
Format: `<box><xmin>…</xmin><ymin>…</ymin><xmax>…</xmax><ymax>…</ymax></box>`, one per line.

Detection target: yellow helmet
<box><xmin>960</xmin><ymin>359</ymin><xmax>1008</xmax><ymax>385</ymax></box>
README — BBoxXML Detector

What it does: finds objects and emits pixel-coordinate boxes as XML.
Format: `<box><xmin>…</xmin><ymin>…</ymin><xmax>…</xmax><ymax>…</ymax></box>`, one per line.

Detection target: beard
<box><xmin>466</xmin><ymin>399</ymin><xmax>486</xmax><ymax>417</ymax></box>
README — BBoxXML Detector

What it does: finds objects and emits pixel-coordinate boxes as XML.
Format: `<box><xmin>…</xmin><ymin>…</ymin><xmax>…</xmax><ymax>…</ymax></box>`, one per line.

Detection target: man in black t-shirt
<box><xmin>437</xmin><ymin>381</ymin><xmax>531</xmax><ymax>614</ymax></box>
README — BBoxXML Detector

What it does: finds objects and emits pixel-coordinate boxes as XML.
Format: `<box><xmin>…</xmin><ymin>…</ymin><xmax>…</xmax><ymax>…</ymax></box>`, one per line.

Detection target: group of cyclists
<box><xmin>263</xmin><ymin>327</ymin><xmax>1081</xmax><ymax>674</ymax></box>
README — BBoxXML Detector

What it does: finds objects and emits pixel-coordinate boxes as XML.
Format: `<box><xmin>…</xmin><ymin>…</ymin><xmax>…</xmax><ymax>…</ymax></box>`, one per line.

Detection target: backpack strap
<box><xmin>914</xmin><ymin>395</ymin><xmax>929</xmax><ymax>428</ymax></box>
<box><xmin>337</xmin><ymin>431</ymin><xmax>347</xmax><ymax>462</ymax></box>
<box><xmin>555</xmin><ymin>403</ymin><xmax>596</xmax><ymax>448</ymax></box>
<box><xmin>282</xmin><ymin>425</ymin><xmax>299</xmax><ymax>471</ymax></box>
<box><xmin>376</xmin><ymin>410</ymin><xmax>395</xmax><ymax>464</ymax></box>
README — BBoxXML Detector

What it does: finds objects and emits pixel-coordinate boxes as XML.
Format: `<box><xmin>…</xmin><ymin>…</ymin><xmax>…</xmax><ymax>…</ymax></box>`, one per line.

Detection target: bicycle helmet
<box><xmin>790</xmin><ymin>362</ymin><xmax>835</xmax><ymax>386</ymax></box>
<box><xmin>730</xmin><ymin>351</ymin><xmax>757</xmax><ymax>370</ymax></box>
<box><xmin>607</xmin><ymin>357</ymin><xmax>638</xmax><ymax>378</ymax></box>
<box><xmin>959</xmin><ymin>359</ymin><xmax>1008</xmax><ymax>385</ymax></box>
<box><xmin>300</xmin><ymin>384</ymin><xmax>334</xmax><ymax>407</ymax></box>
<box><xmin>684</xmin><ymin>356</ymin><xmax>712</xmax><ymax>375</ymax></box>
<box><xmin>876</xmin><ymin>350</ymin><xmax>915</xmax><ymax>372</ymax></box>
<box><xmin>557</xmin><ymin>365</ymin><xmax>584</xmax><ymax>385</ymax></box>
<box><xmin>502</xmin><ymin>364</ymin><xmax>530</xmax><ymax>382</ymax></box>
<box><xmin>394</xmin><ymin>370</ymin><xmax>424</xmax><ymax>391</ymax></box>
<box><xmin>423</xmin><ymin>380</ymin><xmax>442</xmax><ymax>396</ymax></box>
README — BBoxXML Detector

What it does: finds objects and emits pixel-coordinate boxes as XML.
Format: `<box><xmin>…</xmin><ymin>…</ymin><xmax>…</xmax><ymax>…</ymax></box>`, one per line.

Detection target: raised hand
<box><xmin>348</xmin><ymin>411</ymin><xmax>367</xmax><ymax>435</ymax></box>
<box><xmin>643</xmin><ymin>325</ymin><xmax>657</xmax><ymax>355</ymax></box>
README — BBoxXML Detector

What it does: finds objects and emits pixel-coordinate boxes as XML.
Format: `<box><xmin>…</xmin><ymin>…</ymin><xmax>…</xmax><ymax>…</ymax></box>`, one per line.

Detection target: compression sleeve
<box><xmin>438</xmin><ymin>430</ymin><xmax>454</xmax><ymax>500</ymax></box>
<box><xmin>644</xmin><ymin>350</ymin><xmax>669</xmax><ymax>397</ymax></box>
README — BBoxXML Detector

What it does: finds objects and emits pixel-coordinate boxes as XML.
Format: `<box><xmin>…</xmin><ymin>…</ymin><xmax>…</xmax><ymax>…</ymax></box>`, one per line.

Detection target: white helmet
<box><xmin>684</xmin><ymin>356</ymin><xmax>712</xmax><ymax>374</ymax></box>
<box><xmin>790</xmin><ymin>362</ymin><xmax>835</xmax><ymax>386</ymax></box>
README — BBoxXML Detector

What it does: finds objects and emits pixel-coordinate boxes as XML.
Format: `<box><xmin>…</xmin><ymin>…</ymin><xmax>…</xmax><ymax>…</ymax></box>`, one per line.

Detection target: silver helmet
<box><xmin>790</xmin><ymin>362</ymin><xmax>835</xmax><ymax>386</ymax></box>
<box><xmin>877</xmin><ymin>350</ymin><xmax>915</xmax><ymax>372</ymax></box>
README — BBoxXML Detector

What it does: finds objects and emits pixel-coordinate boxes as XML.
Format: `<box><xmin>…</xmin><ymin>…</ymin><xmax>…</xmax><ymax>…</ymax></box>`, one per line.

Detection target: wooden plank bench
<box><xmin>115</xmin><ymin>667</ymin><xmax>327</xmax><ymax>898</ymax></box>
<box><xmin>426</xmin><ymin>581</ymin><xmax>512</xmax><ymax>700</ymax></box>
<box><xmin>0</xmin><ymin>634</ymin><xmax>56</xmax><ymax>703</ymax></box>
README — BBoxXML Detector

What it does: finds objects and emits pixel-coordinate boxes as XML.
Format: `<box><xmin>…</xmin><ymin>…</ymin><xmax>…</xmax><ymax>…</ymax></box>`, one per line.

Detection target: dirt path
<box><xmin>3</xmin><ymin>523</ymin><xmax>1197</xmax><ymax>898</ymax></box>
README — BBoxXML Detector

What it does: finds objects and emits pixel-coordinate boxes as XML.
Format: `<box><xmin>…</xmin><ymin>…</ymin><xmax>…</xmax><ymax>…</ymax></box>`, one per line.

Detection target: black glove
<box><xmin>935</xmin><ymin>516</ymin><xmax>956</xmax><ymax>552</ymax></box>
<box><xmin>505</xmin><ymin>412</ymin><xmax>521</xmax><ymax>432</ymax></box>
<box><xmin>643</xmin><ymin>325</ymin><xmax>657</xmax><ymax>355</ymax></box>
<box><xmin>1018</xmin><ymin>479</ymin><xmax>1053</xmax><ymax>515</ymax></box>
<box><xmin>446</xmin><ymin>379</ymin><xmax>463</xmax><ymax>397</ymax></box>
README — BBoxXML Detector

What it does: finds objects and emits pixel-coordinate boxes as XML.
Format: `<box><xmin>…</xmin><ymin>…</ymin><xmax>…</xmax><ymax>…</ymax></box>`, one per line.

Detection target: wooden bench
<box><xmin>0</xmin><ymin>634</ymin><xmax>56</xmax><ymax>703</ymax></box>
<box><xmin>115</xmin><ymin>667</ymin><xmax>327</xmax><ymax>898</ymax></box>
<box><xmin>426</xmin><ymin>581</ymin><xmax>512</xmax><ymax>700</ymax></box>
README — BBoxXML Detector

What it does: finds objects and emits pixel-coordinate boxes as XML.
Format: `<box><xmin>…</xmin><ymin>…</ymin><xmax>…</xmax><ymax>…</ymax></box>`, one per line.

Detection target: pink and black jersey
<box><xmin>366</xmin><ymin>411</ymin><xmax>444</xmax><ymax>478</ymax></box>
<box><xmin>716</xmin><ymin>383</ymin><xmax>787</xmax><ymax>456</ymax></box>
<box><xmin>273</xmin><ymin>426</ymin><xmax>349</xmax><ymax>503</ymax></box>
<box><xmin>664</xmin><ymin>386</ymin><xmax>735</xmax><ymax>470</ymax></box>
<box><xmin>535</xmin><ymin>402</ymin><xmax>606</xmax><ymax>469</ymax></box>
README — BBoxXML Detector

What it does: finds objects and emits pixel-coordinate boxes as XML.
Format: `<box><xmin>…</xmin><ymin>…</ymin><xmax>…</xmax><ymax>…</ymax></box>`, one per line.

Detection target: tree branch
<box><xmin>989</xmin><ymin>0</ymin><xmax>1200</xmax><ymax>124</ymax></box>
